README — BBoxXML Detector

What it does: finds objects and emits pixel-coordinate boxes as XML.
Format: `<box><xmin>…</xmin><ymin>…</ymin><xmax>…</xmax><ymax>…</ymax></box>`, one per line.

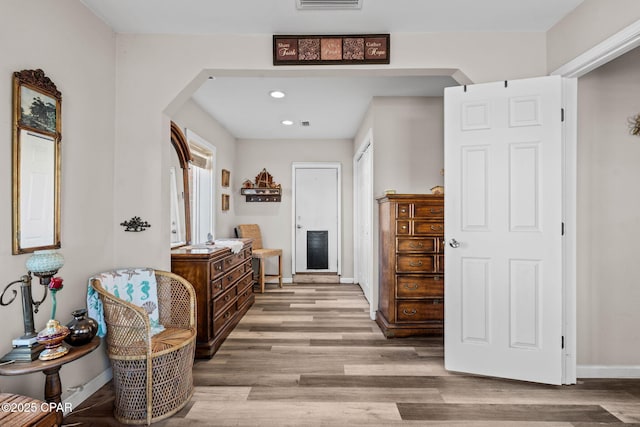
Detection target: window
<box><xmin>186</xmin><ymin>129</ymin><xmax>216</xmax><ymax>244</ymax></box>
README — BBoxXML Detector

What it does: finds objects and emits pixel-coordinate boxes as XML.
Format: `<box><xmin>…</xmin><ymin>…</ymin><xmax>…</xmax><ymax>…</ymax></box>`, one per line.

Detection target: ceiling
<box><xmin>81</xmin><ymin>0</ymin><xmax>584</xmax><ymax>140</ymax></box>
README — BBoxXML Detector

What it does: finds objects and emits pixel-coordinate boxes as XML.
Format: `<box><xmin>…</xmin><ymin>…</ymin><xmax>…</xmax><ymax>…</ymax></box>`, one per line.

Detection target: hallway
<box><xmin>65</xmin><ymin>284</ymin><xmax>640</xmax><ymax>426</ymax></box>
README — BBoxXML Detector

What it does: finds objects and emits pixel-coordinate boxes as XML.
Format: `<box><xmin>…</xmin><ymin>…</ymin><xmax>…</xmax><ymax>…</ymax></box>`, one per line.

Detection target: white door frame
<box><xmin>353</xmin><ymin>129</ymin><xmax>375</xmax><ymax>319</ymax></box>
<box><xmin>291</xmin><ymin>162</ymin><xmax>342</xmax><ymax>276</ymax></box>
<box><xmin>551</xmin><ymin>20</ymin><xmax>640</xmax><ymax>382</ymax></box>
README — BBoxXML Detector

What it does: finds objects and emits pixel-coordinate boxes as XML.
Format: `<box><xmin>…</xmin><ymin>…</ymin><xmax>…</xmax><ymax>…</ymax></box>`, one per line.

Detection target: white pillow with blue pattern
<box><xmin>87</xmin><ymin>268</ymin><xmax>165</xmax><ymax>337</ymax></box>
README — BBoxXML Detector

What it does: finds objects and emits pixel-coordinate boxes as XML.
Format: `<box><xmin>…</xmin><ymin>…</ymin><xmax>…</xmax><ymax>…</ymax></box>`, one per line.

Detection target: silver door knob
<box><xmin>296</xmin><ymin>225</ymin><xmax>302</xmax><ymax>229</ymax></box>
<box><xmin>449</xmin><ymin>238</ymin><xmax>460</xmax><ymax>248</ymax></box>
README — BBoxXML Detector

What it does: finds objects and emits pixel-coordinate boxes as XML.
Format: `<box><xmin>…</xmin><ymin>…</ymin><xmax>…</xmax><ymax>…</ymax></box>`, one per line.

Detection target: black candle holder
<box><xmin>120</xmin><ymin>216</ymin><xmax>151</xmax><ymax>232</ymax></box>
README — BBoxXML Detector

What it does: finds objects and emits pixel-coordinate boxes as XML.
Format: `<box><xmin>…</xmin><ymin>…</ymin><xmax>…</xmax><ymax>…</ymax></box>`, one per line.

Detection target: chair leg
<box><xmin>278</xmin><ymin>254</ymin><xmax>283</xmax><ymax>288</ymax></box>
<box><xmin>260</xmin><ymin>258</ymin><xmax>266</xmax><ymax>293</ymax></box>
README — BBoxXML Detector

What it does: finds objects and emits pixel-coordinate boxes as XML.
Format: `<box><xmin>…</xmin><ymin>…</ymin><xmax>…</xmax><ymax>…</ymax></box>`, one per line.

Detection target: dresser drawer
<box><xmin>396</xmin><ymin>221</ymin><xmax>410</xmax><ymax>235</ymax></box>
<box><xmin>397</xmin><ymin>300</ymin><xmax>444</xmax><ymax>322</ymax></box>
<box><xmin>396</xmin><ymin>255</ymin><xmax>436</xmax><ymax>273</ymax></box>
<box><xmin>213</xmin><ymin>285</ymin><xmax>236</xmax><ymax>313</ymax></box>
<box><xmin>397</xmin><ymin>204</ymin><xmax>411</xmax><ymax>218</ymax></box>
<box><xmin>224</xmin><ymin>251</ymin><xmax>246</xmax><ymax>270</ymax></box>
<box><xmin>397</xmin><ymin>237</ymin><xmax>437</xmax><ymax>253</ymax></box>
<box><xmin>413</xmin><ymin>221</ymin><xmax>444</xmax><ymax>236</ymax></box>
<box><xmin>210</xmin><ymin>278</ymin><xmax>225</xmax><ymax>298</ymax></box>
<box><xmin>236</xmin><ymin>284</ymin><xmax>253</xmax><ymax>308</ymax></box>
<box><xmin>210</xmin><ymin>259</ymin><xmax>225</xmax><ymax>278</ymax></box>
<box><xmin>236</xmin><ymin>272</ymin><xmax>253</xmax><ymax>293</ymax></box>
<box><xmin>213</xmin><ymin>303</ymin><xmax>237</xmax><ymax>335</ymax></box>
<box><xmin>414</xmin><ymin>203</ymin><xmax>444</xmax><ymax>219</ymax></box>
<box><xmin>396</xmin><ymin>276</ymin><xmax>444</xmax><ymax>298</ymax></box>
<box><xmin>222</xmin><ymin>263</ymin><xmax>246</xmax><ymax>289</ymax></box>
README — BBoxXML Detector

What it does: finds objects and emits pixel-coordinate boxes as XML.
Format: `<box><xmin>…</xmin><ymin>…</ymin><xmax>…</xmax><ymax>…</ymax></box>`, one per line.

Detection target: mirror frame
<box><xmin>12</xmin><ymin>69</ymin><xmax>62</xmax><ymax>254</ymax></box>
<box><xmin>170</xmin><ymin>121</ymin><xmax>192</xmax><ymax>246</ymax></box>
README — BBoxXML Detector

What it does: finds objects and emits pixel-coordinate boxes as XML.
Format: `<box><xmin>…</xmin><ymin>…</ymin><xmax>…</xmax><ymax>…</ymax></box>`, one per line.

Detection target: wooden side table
<box><xmin>0</xmin><ymin>337</ymin><xmax>100</xmax><ymax>425</ymax></box>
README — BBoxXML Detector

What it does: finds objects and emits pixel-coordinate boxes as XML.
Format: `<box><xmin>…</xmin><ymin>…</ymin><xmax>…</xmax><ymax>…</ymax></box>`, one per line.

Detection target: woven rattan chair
<box><xmin>237</xmin><ymin>224</ymin><xmax>283</xmax><ymax>293</ymax></box>
<box><xmin>90</xmin><ymin>270</ymin><xmax>196</xmax><ymax>425</ymax></box>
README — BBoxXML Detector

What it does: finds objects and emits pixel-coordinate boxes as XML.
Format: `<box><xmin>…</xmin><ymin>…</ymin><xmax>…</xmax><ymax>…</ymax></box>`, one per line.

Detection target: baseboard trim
<box><xmin>339</xmin><ymin>277</ymin><xmax>354</xmax><ymax>284</ymax></box>
<box><xmin>577</xmin><ymin>365</ymin><xmax>640</xmax><ymax>378</ymax></box>
<box><xmin>63</xmin><ymin>367</ymin><xmax>112</xmax><ymax>416</ymax></box>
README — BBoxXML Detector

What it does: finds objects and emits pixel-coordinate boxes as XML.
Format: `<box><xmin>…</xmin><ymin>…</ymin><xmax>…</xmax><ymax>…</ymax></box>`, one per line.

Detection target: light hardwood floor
<box><xmin>64</xmin><ymin>283</ymin><xmax>640</xmax><ymax>426</ymax></box>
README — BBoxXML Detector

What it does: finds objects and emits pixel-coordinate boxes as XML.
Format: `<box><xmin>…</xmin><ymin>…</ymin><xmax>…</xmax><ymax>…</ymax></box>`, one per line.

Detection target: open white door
<box><xmin>444</xmin><ymin>76</ymin><xmax>567</xmax><ymax>385</ymax></box>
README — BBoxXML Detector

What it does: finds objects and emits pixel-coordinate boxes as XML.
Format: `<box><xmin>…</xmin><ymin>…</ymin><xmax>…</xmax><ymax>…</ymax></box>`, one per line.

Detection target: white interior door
<box><xmin>354</xmin><ymin>138</ymin><xmax>373</xmax><ymax>310</ymax></box>
<box><xmin>444</xmin><ymin>76</ymin><xmax>566</xmax><ymax>385</ymax></box>
<box><xmin>294</xmin><ymin>165</ymin><xmax>340</xmax><ymax>273</ymax></box>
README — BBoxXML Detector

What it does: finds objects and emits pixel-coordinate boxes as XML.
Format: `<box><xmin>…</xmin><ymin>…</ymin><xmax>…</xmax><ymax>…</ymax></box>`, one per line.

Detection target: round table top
<box><xmin>0</xmin><ymin>337</ymin><xmax>100</xmax><ymax>376</ymax></box>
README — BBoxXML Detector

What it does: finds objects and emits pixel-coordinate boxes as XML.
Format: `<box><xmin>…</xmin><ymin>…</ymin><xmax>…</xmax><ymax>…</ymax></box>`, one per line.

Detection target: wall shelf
<box><xmin>240</xmin><ymin>188</ymin><xmax>281</xmax><ymax>202</ymax></box>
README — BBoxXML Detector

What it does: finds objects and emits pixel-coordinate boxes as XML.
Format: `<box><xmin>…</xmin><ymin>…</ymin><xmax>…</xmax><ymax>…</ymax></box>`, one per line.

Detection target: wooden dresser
<box><xmin>171</xmin><ymin>238</ymin><xmax>254</xmax><ymax>358</ymax></box>
<box><xmin>376</xmin><ymin>194</ymin><xmax>444</xmax><ymax>337</ymax></box>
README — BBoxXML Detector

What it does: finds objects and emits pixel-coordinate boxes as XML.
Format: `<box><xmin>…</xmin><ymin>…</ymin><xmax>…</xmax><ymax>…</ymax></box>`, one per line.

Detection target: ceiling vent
<box><xmin>296</xmin><ymin>0</ymin><xmax>363</xmax><ymax>10</ymax></box>
<box><xmin>301</xmin><ymin>121</ymin><xmax>311</xmax><ymax>127</ymax></box>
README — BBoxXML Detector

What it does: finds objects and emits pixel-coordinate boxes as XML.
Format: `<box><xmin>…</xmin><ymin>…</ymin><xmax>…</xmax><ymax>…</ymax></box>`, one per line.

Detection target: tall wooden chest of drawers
<box><xmin>171</xmin><ymin>238</ymin><xmax>254</xmax><ymax>358</ymax></box>
<box><xmin>376</xmin><ymin>194</ymin><xmax>444</xmax><ymax>337</ymax></box>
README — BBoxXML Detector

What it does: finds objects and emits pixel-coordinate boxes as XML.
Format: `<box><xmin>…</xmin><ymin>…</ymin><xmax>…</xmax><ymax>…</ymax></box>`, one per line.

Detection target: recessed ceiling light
<box><xmin>281</xmin><ymin>120</ymin><xmax>294</xmax><ymax>126</ymax></box>
<box><xmin>269</xmin><ymin>90</ymin><xmax>286</xmax><ymax>99</ymax></box>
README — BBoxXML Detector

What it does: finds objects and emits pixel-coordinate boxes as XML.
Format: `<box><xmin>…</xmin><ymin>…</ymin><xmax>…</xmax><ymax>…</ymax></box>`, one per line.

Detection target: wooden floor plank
<box><xmin>64</xmin><ymin>283</ymin><xmax>640</xmax><ymax>426</ymax></box>
<box><xmin>397</xmin><ymin>403</ymin><xmax>622</xmax><ymax>423</ymax></box>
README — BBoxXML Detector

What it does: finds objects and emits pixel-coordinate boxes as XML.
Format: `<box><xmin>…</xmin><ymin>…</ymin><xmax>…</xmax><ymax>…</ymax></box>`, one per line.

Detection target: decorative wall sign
<box><xmin>273</xmin><ymin>34</ymin><xmax>389</xmax><ymax>65</ymax></box>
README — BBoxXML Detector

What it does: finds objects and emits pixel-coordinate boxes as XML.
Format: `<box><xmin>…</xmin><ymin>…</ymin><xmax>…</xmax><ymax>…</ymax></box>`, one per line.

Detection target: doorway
<box><xmin>292</xmin><ymin>162</ymin><xmax>341</xmax><ymax>275</ymax></box>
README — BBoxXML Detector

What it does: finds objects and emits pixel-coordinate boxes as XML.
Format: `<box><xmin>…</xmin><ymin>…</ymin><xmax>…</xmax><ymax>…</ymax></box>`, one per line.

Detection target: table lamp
<box><xmin>0</xmin><ymin>250</ymin><xmax>64</xmax><ymax>362</ymax></box>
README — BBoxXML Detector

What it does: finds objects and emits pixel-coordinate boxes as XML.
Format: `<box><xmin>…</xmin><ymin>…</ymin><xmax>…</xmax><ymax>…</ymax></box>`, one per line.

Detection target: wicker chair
<box><xmin>90</xmin><ymin>269</ymin><xmax>196</xmax><ymax>425</ymax></box>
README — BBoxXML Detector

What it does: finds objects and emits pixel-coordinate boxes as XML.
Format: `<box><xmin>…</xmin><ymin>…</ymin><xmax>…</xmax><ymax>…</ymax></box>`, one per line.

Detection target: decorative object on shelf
<box><xmin>36</xmin><ymin>276</ymin><xmax>69</xmax><ymax>360</ymax></box>
<box><xmin>240</xmin><ymin>168</ymin><xmax>282</xmax><ymax>202</ymax></box>
<box><xmin>629</xmin><ymin>113</ymin><xmax>640</xmax><ymax>136</ymax></box>
<box><xmin>36</xmin><ymin>319</ymin><xmax>69</xmax><ymax>361</ymax></box>
<box><xmin>273</xmin><ymin>34</ymin><xmax>390</xmax><ymax>65</ymax></box>
<box><xmin>384</xmin><ymin>189</ymin><xmax>396</xmax><ymax>195</ymax></box>
<box><xmin>0</xmin><ymin>250</ymin><xmax>64</xmax><ymax>362</ymax></box>
<box><xmin>221</xmin><ymin>194</ymin><xmax>230</xmax><ymax>211</ymax></box>
<box><xmin>12</xmin><ymin>69</ymin><xmax>62</xmax><ymax>255</ymax></box>
<box><xmin>431</xmin><ymin>185</ymin><xmax>444</xmax><ymax>195</ymax></box>
<box><xmin>221</xmin><ymin>169</ymin><xmax>230</xmax><ymax>187</ymax></box>
<box><xmin>65</xmin><ymin>308</ymin><xmax>98</xmax><ymax>346</ymax></box>
<box><xmin>120</xmin><ymin>216</ymin><xmax>151</xmax><ymax>232</ymax></box>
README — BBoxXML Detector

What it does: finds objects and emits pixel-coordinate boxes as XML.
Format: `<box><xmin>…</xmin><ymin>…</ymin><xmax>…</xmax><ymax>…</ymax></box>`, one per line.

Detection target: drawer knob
<box><xmin>217</xmin><ymin>284</ymin><xmax>223</xmax><ymax>289</ymax></box>
<box><xmin>224</xmin><ymin>311</ymin><xmax>231</xmax><ymax>319</ymax></box>
<box><xmin>430</xmin><ymin>225</ymin><xmax>443</xmax><ymax>231</ymax></box>
<box><xmin>400</xmin><ymin>209</ymin><xmax>406</xmax><ymax>213</ymax></box>
<box><xmin>404</xmin><ymin>283</ymin><xmax>419</xmax><ymax>290</ymax></box>
<box><xmin>434</xmin><ymin>276</ymin><xmax>441</xmax><ymax>281</ymax></box>
<box><xmin>409</xmin><ymin>260</ymin><xmax>423</xmax><ymax>267</ymax></box>
<box><xmin>409</xmin><ymin>242</ymin><xmax>424</xmax><ymax>248</ymax></box>
<box><xmin>216</xmin><ymin>265</ymin><xmax>222</xmax><ymax>271</ymax></box>
<box><xmin>224</xmin><ymin>294</ymin><xmax>231</xmax><ymax>302</ymax></box>
<box><xmin>402</xmin><ymin>308</ymin><xmax>417</xmax><ymax>316</ymax></box>
<box><xmin>433</xmin><ymin>299</ymin><xmax>443</xmax><ymax>305</ymax></box>
<box><xmin>401</xmin><ymin>225</ymin><xmax>407</xmax><ymax>230</ymax></box>
<box><xmin>430</xmin><ymin>208</ymin><xmax>443</xmax><ymax>214</ymax></box>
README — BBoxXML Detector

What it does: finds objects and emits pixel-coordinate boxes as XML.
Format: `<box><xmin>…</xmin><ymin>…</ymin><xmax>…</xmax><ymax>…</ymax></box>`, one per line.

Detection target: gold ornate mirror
<box><xmin>12</xmin><ymin>69</ymin><xmax>62</xmax><ymax>254</ymax></box>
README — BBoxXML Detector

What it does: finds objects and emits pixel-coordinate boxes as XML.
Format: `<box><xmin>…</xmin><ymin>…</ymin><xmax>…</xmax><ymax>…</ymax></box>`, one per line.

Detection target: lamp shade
<box><xmin>25</xmin><ymin>250</ymin><xmax>64</xmax><ymax>275</ymax></box>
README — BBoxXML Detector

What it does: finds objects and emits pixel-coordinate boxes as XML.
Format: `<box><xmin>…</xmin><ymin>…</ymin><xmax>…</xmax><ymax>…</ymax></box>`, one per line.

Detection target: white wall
<box><xmin>370</xmin><ymin>97</ymin><xmax>444</xmax><ymax>196</ymax></box>
<box><xmin>172</xmin><ymin>99</ymin><xmax>238</xmax><ymax>239</ymax></box>
<box><xmin>547</xmin><ymin>0</ymin><xmax>640</xmax><ymax>72</ymax></box>
<box><xmin>577</xmin><ymin>46</ymin><xmax>640</xmax><ymax>367</ymax></box>
<box><xmin>235</xmin><ymin>139</ymin><xmax>354</xmax><ymax>280</ymax></box>
<box><xmin>112</xmin><ymin>31</ymin><xmax>549</xmax><ymax>272</ymax></box>
<box><xmin>0</xmin><ymin>0</ymin><xmax>115</xmax><ymax>399</ymax></box>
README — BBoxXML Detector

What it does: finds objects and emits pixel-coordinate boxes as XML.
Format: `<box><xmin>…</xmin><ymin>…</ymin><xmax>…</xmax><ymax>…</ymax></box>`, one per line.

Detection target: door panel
<box><xmin>294</xmin><ymin>167</ymin><xmax>339</xmax><ymax>273</ymax></box>
<box><xmin>445</xmin><ymin>76</ymin><xmax>564</xmax><ymax>385</ymax></box>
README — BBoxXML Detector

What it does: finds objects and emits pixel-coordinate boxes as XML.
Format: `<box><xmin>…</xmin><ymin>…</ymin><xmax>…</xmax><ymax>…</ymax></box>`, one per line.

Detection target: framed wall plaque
<box><xmin>273</xmin><ymin>34</ymin><xmax>389</xmax><ymax>65</ymax></box>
